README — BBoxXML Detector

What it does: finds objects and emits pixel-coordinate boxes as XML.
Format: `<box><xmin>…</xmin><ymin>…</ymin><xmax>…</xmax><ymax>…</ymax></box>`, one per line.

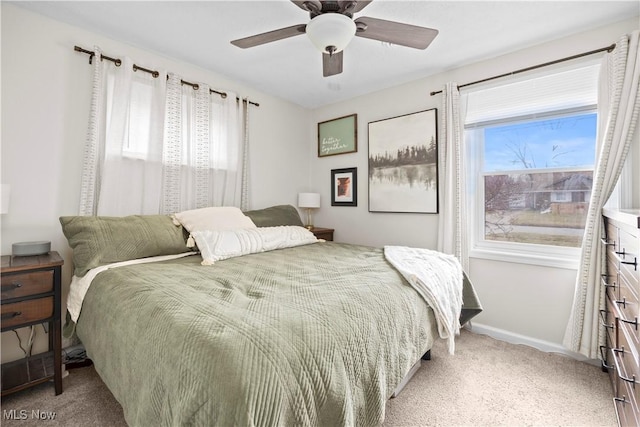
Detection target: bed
<box><xmin>60</xmin><ymin>205</ymin><xmax>481</xmax><ymax>426</ymax></box>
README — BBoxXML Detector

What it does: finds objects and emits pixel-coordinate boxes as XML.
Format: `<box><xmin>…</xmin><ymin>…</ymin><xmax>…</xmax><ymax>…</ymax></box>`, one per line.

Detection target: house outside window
<box><xmin>464</xmin><ymin>62</ymin><xmax>600</xmax><ymax>268</ymax></box>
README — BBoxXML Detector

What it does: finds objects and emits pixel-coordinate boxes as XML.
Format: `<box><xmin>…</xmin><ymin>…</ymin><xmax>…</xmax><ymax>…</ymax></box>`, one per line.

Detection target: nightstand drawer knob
<box><xmin>1</xmin><ymin>311</ymin><xmax>22</xmax><ymax>320</ymax></box>
<box><xmin>1</xmin><ymin>282</ymin><xmax>23</xmax><ymax>291</ymax></box>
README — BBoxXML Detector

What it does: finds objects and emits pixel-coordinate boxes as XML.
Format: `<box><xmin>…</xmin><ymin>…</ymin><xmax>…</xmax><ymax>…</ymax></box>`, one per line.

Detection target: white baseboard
<box><xmin>464</xmin><ymin>322</ymin><xmax>599</xmax><ymax>366</ymax></box>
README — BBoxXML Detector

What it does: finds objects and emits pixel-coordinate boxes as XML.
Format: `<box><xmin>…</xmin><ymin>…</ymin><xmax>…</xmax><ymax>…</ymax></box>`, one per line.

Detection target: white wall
<box><xmin>0</xmin><ymin>4</ymin><xmax>312</xmax><ymax>362</ymax></box>
<box><xmin>310</xmin><ymin>17</ymin><xmax>640</xmax><ymax>352</ymax></box>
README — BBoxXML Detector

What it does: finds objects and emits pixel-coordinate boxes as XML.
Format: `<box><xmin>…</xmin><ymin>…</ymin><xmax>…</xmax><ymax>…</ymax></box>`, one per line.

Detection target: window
<box><xmin>477</xmin><ymin>112</ymin><xmax>596</xmax><ymax>248</ymax></box>
<box><xmin>124</xmin><ymin>76</ymin><xmax>156</xmax><ymax>160</ymax></box>
<box><xmin>114</xmin><ymin>73</ymin><xmax>232</xmax><ymax>169</ymax></box>
<box><xmin>464</xmin><ymin>62</ymin><xmax>600</xmax><ymax>268</ymax></box>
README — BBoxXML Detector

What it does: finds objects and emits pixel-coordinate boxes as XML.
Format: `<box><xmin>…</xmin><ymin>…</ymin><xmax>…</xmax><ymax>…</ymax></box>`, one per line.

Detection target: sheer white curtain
<box><xmin>162</xmin><ymin>74</ymin><xmax>249</xmax><ymax>213</ymax></box>
<box><xmin>437</xmin><ymin>83</ymin><xmax>470</xmax><ymax>272</ymax></box>
<box><xmin>79</xmin><ymin>48</ymin><xmax>250</xmax><ymax>216</ymax></box>
<box><xmin>207</xmin><ymin>86</ymin><xmax>250</xmax><ymax>210</ymax></box>
<box><xmin>563</xmin><ymin>31</ymin><xmax>640</xmax><ymax>358</ymax></box>
<box><xmin>97</xmin><ymin>57</ymin><xmax>167</xmax><ymax>216</ymax></box>
<box><xmin>79</xmin><ymin>51</ymin><xmax>168</xmax><ymax>216</ymax></box>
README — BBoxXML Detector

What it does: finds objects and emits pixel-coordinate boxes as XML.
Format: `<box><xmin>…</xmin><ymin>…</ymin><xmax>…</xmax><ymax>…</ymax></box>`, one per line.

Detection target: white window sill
<box><xmin>470</xmin><ymin>246</ymin><xmax>580</xmax><ymax>270</ymax></box>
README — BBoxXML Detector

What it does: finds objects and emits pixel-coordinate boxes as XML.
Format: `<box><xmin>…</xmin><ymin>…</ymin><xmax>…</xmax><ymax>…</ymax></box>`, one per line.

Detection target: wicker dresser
<box><xmin>602</xmin><ymin>209</ymin><xmax>640</xmax><ymax>426</ymax></box>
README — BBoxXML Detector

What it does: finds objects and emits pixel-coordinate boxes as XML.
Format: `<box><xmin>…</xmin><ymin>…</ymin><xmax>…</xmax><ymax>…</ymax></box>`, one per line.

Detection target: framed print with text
<box><xmin>318</xmin><ymin>114</ymin><xmax>357</xmax><ymax>157</ymax></box>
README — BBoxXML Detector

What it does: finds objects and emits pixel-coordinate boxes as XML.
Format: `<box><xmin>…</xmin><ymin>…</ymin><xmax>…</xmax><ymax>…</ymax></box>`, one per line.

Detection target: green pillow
<box><xmin>60</xmin><ymin>215</ymin><xmax>190</xmax><ymax>277</ymax></box>
<box><xmin>243</xmin><ymin>204</ymin><xmax>304</xmax><ymax>227</ymax></box>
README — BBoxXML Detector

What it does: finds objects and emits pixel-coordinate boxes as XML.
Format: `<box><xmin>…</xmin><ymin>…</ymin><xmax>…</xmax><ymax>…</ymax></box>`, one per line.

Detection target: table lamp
<box><xmin>298</xmin><ymin>193</ymin><xmax>320</xmax><ymax>229</ymax></box>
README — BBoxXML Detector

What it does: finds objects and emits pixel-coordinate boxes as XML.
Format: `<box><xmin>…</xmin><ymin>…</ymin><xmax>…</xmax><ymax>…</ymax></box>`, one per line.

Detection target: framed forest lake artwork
<box><xmin>318</xmin><ymin>114</ymin><xmax>357</xmax><ymax>157</ymax></box>
<box><xmin>368</xmin><ymin>109</ymin><xmax>438</xmax><ymax>213</ymax></box>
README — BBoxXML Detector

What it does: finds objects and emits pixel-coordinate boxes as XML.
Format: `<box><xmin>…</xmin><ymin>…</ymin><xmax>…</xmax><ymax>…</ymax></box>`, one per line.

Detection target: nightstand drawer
<box><xmin>1</xmin><ymin>297</ymin><xmax>54</xmax><ymax>329</ymax></box>
<box><xmin>310</xmin><ymin>227</ymin><xmax>334</xmax><ymax>241</ymax></box>
<box><xmin>1</xmin><ymin>271</ymin><xmax>54</xmax><ymax>299</ymax></box>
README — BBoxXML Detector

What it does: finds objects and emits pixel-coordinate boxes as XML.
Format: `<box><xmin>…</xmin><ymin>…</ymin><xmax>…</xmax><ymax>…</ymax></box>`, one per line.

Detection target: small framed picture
<box><xmin>331</xmin><ymin>167</ymin><xmax>357</xmax><ymax>207</ymax></box>
<box><xmin>318</xmin><ymin>114</ymin><xmax>357</xmax><ymax>157</ymax></box>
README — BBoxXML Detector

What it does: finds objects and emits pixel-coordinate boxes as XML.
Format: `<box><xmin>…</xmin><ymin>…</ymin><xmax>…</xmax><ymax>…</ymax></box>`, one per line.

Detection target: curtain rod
<box><xmin>74</xmin><ymin>45</ymin><xmax>260</xmax><ymax>107</ymax></box>
<box><xmin>429</xmin><ymin>43</ymin><xmax>616</xmax><ymax>96</ymax></box>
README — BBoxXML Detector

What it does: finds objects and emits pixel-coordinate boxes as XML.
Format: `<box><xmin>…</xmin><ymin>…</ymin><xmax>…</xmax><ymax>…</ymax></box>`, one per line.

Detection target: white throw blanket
<box><xmin>384</xmin><ymin>246</ymin><xmax>463</xmax><ymax>354</ymax></box>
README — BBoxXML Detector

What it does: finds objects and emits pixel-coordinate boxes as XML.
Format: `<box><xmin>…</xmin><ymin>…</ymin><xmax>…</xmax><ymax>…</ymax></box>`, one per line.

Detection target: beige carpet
<box><xmin>385</xmin><ymin>330</ymin><xmax>615</xmax><ymax>426</ymax></box>
<box><xmin>1</xmin><ymin>330</ymin><xmax>616</xmax><ymax>426</ymax></box>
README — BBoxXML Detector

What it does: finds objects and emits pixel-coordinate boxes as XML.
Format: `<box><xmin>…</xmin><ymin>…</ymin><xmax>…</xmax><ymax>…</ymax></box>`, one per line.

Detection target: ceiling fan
<box><xmin>230</xmin><ymin>0</ymin><xmax>438</xmax><ymax>77</ymax></box>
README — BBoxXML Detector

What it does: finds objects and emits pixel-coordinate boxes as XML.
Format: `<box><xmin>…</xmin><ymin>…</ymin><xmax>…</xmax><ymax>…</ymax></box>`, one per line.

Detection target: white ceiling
<box><xmin>11</xmin><ymin>1</ymin><xmax>639</xmax><ymax>109</ymax></box>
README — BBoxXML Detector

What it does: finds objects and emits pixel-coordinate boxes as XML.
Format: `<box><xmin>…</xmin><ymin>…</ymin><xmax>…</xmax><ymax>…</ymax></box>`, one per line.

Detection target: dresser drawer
<box><xmin>606</xmin><ymin>221</ymin><xmax>620</xmax><ymax>258</ymax></box>
<box><xmin>604</xmin><ymin>297</ymin><xmax>618</xmax><ymax>394</ymax></box>
<box><xmin>616</xmin><ymin>275</ymin><xmax>639</xmax><ymax>344</ymax></box>
<box><xmin>614</xmin><ymin>321</ymin><xmax>640</xmax><ymax>409</ymax></box>
<box><xmin>1</xmin><ymin>271</ymin><xmax>54</xmax><ymax>300</ymax></box>
<box><xmin>604</xmin><ymin>295</ymin><xmax>617</xmax><ymax>339</ymax></box>
<box><xmin>614</xmin><ymin>375</ymin><xmax>639</xmax><ymax>427</ymax></box>
<box><xmin>1</xmin><ymin>297</ymin><xmax>54</xmax><ymax>329</ymax></box>
<box><xmin>607</xmin><ymin>347</ymin><xmax>618</xmax><ymax>397</ymax></box>
<box><xmin>606</xmin><ymin>221</ymin><xmax>619</xmax><ymax>244</ymax></box>
<box><xmin>605</xmin><ymin>260</ymin><xmax>620</xmax><ymax>301</ymax></box>
<box><xmin>619</xmin><ymin>228</ymin><xmax>639</xmax><ymax>292</ymax></box>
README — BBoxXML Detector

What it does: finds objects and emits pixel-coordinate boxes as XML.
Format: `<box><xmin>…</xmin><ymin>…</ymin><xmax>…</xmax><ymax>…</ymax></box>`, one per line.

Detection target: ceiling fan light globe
<box><xmin>306</xmin><ymin>13</ymin><xmax>356</xmax><ymax>54</ymax></box>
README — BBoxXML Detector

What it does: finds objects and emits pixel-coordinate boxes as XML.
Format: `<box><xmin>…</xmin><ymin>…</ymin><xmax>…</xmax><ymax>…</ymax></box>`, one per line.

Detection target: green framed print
<box><xmin>318</xmin><ymin>114</ymin><xmax>357</xmax><ymax>157</ymax></box>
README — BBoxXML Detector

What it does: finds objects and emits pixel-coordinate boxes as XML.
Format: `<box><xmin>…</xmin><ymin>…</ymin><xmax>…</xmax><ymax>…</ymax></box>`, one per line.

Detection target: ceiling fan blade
<box><xmin>339</xmin><ymin>0</ymin><xmax>373</xmax><ymax>14</ymax></box>
<box><xmin>323</xmin><ymin>51</ymin><xmax>343</xmax><ymax>77</ymax></box>
<box><xmin>354</xmin><ymin>16</ymin><xmax>438</xmax><ymax>50</ymax></box>
<box><xmin>231</xmin><ymin>24</ymin><xmax>307</xmax><ymax>49</ymax></box>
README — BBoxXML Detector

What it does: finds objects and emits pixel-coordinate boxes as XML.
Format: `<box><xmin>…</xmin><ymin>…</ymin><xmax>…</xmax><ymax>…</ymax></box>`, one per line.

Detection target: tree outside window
<box><xmin>481</xmin><ymin>113</ymin><xmax>596</xmax><ymax>248</ymax></box>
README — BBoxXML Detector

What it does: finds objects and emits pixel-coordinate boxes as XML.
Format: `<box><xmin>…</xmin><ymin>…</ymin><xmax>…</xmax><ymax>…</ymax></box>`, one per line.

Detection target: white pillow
<box><xmin>172</xmin><ymin>206</ymin><xmax>256</xmax><ymax>247</ymax></box>
<box><xmin>192</xmin><ymin>226</ymin><xmax>318</xmax><ymax>265</ymax></box>
<box><xmin>173</xmin><ymin>206</ymin><xmax>256</xmax><ymax>231</ymax></box>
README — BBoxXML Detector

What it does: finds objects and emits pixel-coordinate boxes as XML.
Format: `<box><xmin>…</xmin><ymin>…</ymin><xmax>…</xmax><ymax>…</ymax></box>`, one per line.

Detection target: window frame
<box><xmin>466</xmin><ymin>106</ymin><xmax>598</xmax><ymax>270</ymax></box>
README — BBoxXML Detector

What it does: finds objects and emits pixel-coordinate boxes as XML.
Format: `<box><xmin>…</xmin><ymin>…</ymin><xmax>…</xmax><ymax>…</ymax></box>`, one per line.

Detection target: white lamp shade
<box><xmin>305</xmin><ymin>13</ymin><xmax>356</xmax><ymax>54</ymax></box>
<box><xmin>1</xmin><ymin>184</ymin><xmax>10</xmax><ymax>214</ymax></box>
<box><xmin>298</xmin><ymin>192</ymin><xmax>321</xmax><ymax>209</ymax></box>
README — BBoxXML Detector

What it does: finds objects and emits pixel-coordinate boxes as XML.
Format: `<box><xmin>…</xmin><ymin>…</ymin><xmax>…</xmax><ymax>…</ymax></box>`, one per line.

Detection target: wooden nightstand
<box><xmin>1</xmin><ymin>251</ymin><xmax>64</xmax><ymax>396</ymax></box>
<box><xmin>310</xmin><ymin>227</ymin><xmax>334</xmax><ymax>241</ymax></box>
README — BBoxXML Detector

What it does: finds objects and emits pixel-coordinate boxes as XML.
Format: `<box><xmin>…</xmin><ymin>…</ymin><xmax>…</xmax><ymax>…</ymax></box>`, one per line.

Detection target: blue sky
<box><xmin>483</xmin><ymin>113</ymin><xmax>597</xmax><ymax>171</ymax></box>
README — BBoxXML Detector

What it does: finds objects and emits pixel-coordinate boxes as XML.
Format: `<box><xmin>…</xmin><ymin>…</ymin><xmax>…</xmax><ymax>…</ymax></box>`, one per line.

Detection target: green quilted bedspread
<box><xmin>75</xmin><ymin>242</ymin><xmax>475</xmax><ymax>426</ymax></box>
